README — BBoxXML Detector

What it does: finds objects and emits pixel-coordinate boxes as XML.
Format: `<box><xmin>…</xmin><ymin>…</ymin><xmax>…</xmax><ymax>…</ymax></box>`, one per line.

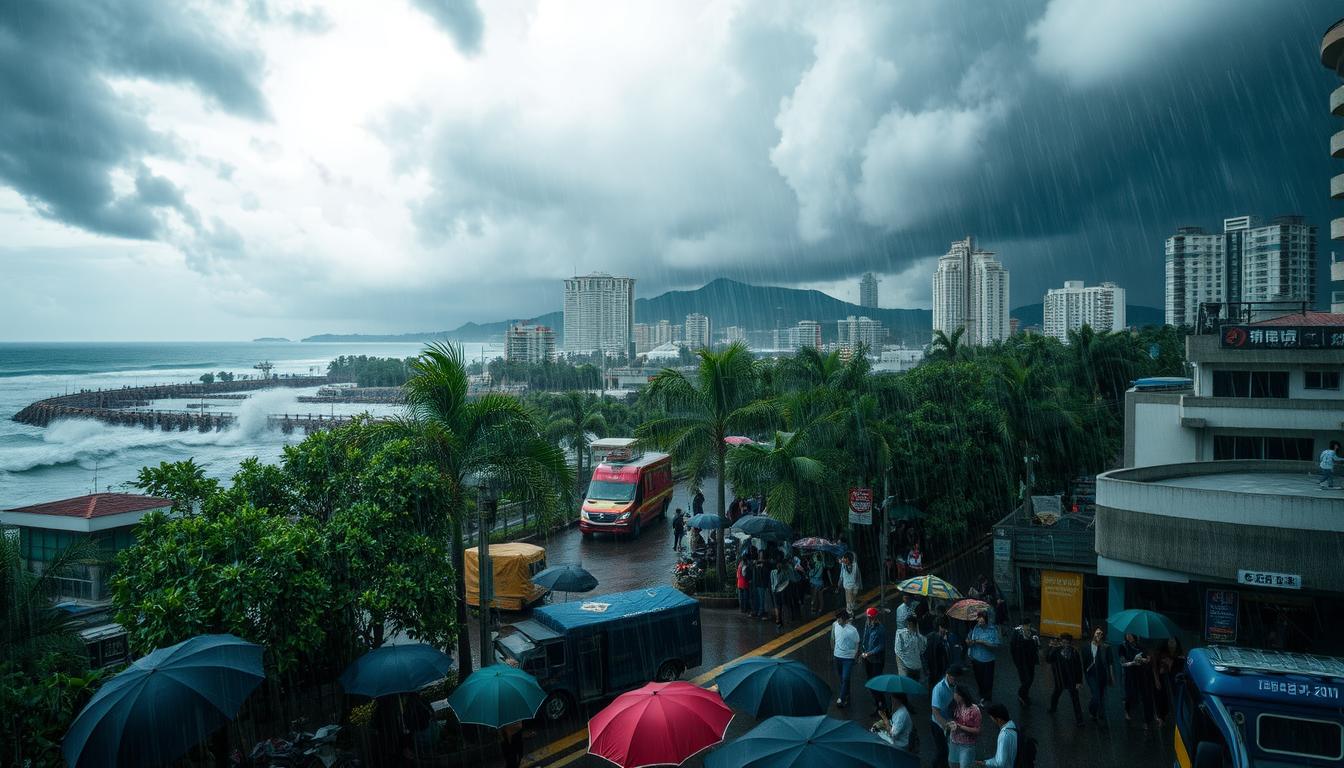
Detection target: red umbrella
<box><xmin>946</xmin><ymin>598</ymin><xmax>991</xmax><ymax>621</ymax></box>
<box><xmin>723</xmin><ymin>436</ymin><xmax>754</xmax><ymax>445</ymax></box>
<box><xmin>588</xmin><ymin>682</ymin><xmax>733</xmax><ymax>768</ymax></box>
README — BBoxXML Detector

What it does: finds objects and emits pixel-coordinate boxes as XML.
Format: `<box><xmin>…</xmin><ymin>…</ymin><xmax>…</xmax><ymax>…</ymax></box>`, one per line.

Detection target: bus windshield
<box><xmin>588</xmin><ymin>480</ymin><xmax>637</xmax><ymax>502</ymax></box>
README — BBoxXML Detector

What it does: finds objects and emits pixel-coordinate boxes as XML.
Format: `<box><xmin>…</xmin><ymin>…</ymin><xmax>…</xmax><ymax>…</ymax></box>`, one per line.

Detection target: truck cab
<box><xmin>494</xmin><ymin>586</ymin><xmax>702</xmax><ymax>721</ymax></box>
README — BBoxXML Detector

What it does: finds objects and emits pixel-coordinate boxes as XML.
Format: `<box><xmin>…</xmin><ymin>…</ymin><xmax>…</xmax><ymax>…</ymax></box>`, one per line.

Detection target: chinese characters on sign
<box><xmin>1220</xmin><ymin>325</ymin><xmax>1344</xmax><ymax>350</ymax></box>
<box><xmin>1237</xmin><ymin>570</ymin><xmax>1302</xmax><ymax>590</ymax></box>
<box><xmin>848</xmin><ymin>487</ymin><xmax>873</xmax><ymax>525</ymax></box>
<box><xmin>1204</xmin><ymin>589</ymin><xmax>1238</xmax><ymax>643</ymax></box>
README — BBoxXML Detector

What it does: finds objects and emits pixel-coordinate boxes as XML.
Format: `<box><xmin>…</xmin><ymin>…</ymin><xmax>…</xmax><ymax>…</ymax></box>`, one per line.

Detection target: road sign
<box><xmin>1238</xmin><ymin>570</ymin><xmax>1301</xmax><ymax>590</ymax></box>
<box><xmin>848</xmin><ymin>487</ymin><xmax>873</xmax><ymax>525</ymax></box>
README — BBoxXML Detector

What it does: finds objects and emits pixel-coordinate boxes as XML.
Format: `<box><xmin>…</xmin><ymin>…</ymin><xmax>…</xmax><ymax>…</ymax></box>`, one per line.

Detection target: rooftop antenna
<box><xmin>92</xmin><ymin>461</ymin><xmax>99</xmax><ymax>495</ymax></box>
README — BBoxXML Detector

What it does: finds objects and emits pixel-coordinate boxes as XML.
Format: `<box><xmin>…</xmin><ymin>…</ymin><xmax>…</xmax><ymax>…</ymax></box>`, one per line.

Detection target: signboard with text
<box><xmin>1040</xmin><ymin>570</ymin><xmax>1084</xmax><ymax>637</ymax></box>
<box><xmin>1220</xmin><ymin>325</ymin><xmax>1344</xmax><ymax>350</ymax></box>
<box><xmin>1204</xmin><ymin>589</ymin><xmax>1239</xmax><ymax>644</ymax></box>
<box><xmin>1238</xmin><ymin>569</ymin><xmax>1302</xmax><ymax>590</ymax></box>
<box><xmin>848</xmin><ymin>487</ymin><xmax>873</xmax><ymax>525</ymax></box>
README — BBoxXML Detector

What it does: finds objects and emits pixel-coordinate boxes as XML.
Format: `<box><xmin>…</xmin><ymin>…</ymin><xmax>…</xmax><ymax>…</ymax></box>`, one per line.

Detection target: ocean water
<box><xmin>0</xmin><ymin>341</ymin><xmax>501</xmax><ymax>507</ymax></box>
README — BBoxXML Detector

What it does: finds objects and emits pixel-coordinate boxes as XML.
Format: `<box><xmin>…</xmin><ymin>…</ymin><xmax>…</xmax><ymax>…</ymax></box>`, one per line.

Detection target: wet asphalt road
<box><xmin>463</xmin><ymin>482</ymin><xmax>1173</xmax><ymax>767</ymax></box>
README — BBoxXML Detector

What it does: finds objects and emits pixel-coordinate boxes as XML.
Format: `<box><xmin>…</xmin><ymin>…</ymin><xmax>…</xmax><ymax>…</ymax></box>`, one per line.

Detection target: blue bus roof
<box><xmin>1189</xmin><ymin>647</ymin><xmax>1344</xmax><ymax>703</ymax></box>
<box><xmin>533</xmin><ymin>586</ymin><xmax>696</xmax><ymax>631</ymax></box>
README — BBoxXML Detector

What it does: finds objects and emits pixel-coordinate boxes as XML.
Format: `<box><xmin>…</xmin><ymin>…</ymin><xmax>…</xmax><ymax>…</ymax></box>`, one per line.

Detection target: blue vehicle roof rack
<box><xmin>1204</xmin><ymin>646</ymin><xmax>1344</xmax><ymax>681</ymax></box>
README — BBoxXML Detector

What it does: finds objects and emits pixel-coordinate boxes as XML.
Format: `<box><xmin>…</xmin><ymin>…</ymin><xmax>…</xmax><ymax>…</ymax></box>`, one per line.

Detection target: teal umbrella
<box><xmin>1108</xmin><ymin>609</ymin><xmax>1180</xmax><ymax>640</ymax></box>
<box><xmin>339</xmin><ymin>643</ymin><xmax>454</xmax><ymax>698</ymax></box>
<box><xmin>63</xmin><ymin>634</ymin><xmax>265</xmax><ymax>768</ymax></box>
<box><xmin>864</xmin><ymin>674</ymin><xmax>928</xmax><ymax>697</ymax></box>
<box><xmin>716</xmin><ymin>657</ymin><xmax>831</xmax><ymax>718</ymax></box>
<box><xmin>448</xmin><ymin>665</ymin><xmax>546</xmax><ymax>727</ymax></box>
<box><xmin>705</xmin><ymin>715</ymin><xmax>915</xmax><ymax>768</ymax></box>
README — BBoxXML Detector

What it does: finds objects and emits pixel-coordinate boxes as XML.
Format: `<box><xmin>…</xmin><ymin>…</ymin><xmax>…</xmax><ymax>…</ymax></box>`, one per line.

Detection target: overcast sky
<box><xmin>0</xmin><ymin>0</ymin><xmax>1339</xmax><ymax>340</ymax></box>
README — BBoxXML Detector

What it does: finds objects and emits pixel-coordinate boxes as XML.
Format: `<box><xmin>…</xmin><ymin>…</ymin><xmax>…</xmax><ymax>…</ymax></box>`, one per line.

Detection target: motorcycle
<box><xmin>234</xmin><ymin>721</ymin><xmax>358</xmax><ymax>767</ymax></box>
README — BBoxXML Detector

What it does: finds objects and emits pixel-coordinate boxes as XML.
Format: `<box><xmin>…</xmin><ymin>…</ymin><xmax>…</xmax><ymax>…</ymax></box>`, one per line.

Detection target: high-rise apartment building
<box><xmin>563</xmin><ymin>273</ymin><xmax>635</xmax><ymax>355</ymax></box>
<box><xmin>772</xmin><ymin>320</ymin><xmax>822</xmax><ymax>351</ymax></box>
<box><xmin>859</xmin><ymin>272</ymin><xmax>879</xmax><ymax>308</ymax></box>
<box><xmin>684</xmin><ymin>313</ymin><xmax>711</xmax><ymax>349</ymax></box>
<box><xmin>633</xmin><ymin>323</ymin><xmax>651</xmax><ymax>353</ymax></box>
<box><xmin>723</xmin><ymin>325</ymin><xmax>746</xmax><ymax>345</ymax></box>
<box><xmin>1043</xmin><ymin>281</ymin><xmax>1126</xmax><ymax>343</ymax></box>
<box><xmin>504</xmin><ymin>324</ymin><xmax>556</xmax><ymax>363</ymax></box>
<box><xmin>1164</xmin><ymin>216</ymin><xmax>1317</xmax><ymax>327</ymax></box>
<box><xmin>836</xmin><ymin>316</ymin><xmax>885</xmax><ymax>350</ymax></box>
<box><xmin>931</xmin><ymin>236</ymin><xmax>1010</xmax><ymax>346</ymax></box>
<box><xmin>1321</xmin><ymin>22</ymin><xmax>1344</xmax><ymax>313</ymax></box>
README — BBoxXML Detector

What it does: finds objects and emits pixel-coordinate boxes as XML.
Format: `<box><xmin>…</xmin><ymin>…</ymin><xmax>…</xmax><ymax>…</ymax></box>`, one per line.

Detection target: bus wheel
<box><xmin>542</xmin><ymin>691</ymin><xmax>573</xmax><ymax>722</ymax></box>
<box><xmin>655</xmin><ymin>660</ymin><xmax>683</xmax><ymax>682</ymax></box>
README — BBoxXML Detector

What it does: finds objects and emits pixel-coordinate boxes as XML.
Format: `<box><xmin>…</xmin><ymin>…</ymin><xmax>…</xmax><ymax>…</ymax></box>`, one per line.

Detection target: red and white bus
<box><xmin>579</xmin><ymin>438</ymin><xmax>673</xmax><ymax>538</ymax></box>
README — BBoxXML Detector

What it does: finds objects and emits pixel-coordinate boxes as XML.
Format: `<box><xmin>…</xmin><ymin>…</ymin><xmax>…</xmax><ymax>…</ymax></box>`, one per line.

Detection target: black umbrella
<box><xmin>533</xmin><ymin>563</ymin><xmax>598</xmax><ymax>594</ymax></box>
<box><xmin>731</xmin><ymin>515</ymin><xmax>793</xmax><ymax>541</ymax></box>
<box><xmin>339</xmin><ymin>643</ymin><xmax>454</xmax><ymax>698</ymax></box>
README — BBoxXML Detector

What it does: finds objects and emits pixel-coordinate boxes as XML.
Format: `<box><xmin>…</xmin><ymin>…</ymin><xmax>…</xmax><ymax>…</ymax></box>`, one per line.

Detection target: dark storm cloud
<box><xmin>0</xmin><ymin>0</ymin><xmax>266</xmax><ymax>240</ymax></box>
<box><xmin>409</xmin><ymin>0</ymin><xmax>484</xmax><ymax>55</ymax></box>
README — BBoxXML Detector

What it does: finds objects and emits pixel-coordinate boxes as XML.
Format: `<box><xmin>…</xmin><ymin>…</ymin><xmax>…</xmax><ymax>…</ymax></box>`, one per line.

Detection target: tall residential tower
<box><xmin>1043</xmin><ymin>281</ymin><xmax>1125</xmax><ymax>343</ymax></box>
<box><xmin>931</xmin><ymin>236</ymin><xmax>1010</xmax><ymax>346</ymax></box>
<box><xmin>859</xmin><ymin>272</ymin><xmax>879</xmax><ymax>308</ymax></box>
<box><xmin>562</xmin><ymin>273</ymin><xmax>635</xmax><ymax>355</ymax></box>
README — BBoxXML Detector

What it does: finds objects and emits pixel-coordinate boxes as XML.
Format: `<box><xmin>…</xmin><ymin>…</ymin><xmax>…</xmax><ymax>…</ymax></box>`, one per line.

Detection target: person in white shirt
<box><xmin>895</xmin><ymin>615</ymin><xmax>927</xmax><ymax>680</ymax></box>
<box><xmin>1320</xmin><ymin>441</ymin><xmax>1341</xmax><ymax>490</ymax></box>
<box><xmin>873</xmin><ymin>695</ymin><xmax>913</xmax><ymax>750</ymax></box>
<box><xmin>831</xmin><ymin>610</ymin><xmax>861</xmax><ymax>707</ymax></box>
<box><xmin>839</xmin><ymin>554</ymin><xmax>861</xmax><ymax>613</ymax></box>
<box><xmin>974</xmin><ymin>703</ymin><xmax>1019</xmax><ymax>768</ymax></box>
<box><xmin>895</xmin><ymin>593</ymin><xmax>916</xmax><ymax>629</ymax></box>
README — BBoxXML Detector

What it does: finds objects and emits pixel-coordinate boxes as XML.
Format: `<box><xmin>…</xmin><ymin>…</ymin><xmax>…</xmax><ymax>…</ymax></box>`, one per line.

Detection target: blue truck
<box><xmin>494</xmin><ymin>586</ymin><xmax>703</xmax><ymax>721</ymax></box>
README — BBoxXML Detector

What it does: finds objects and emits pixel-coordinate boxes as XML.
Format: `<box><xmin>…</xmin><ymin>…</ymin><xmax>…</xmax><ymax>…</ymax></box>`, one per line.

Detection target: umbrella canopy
<box><xmin>1108</xmin><ymin>608</ymin><xmax>1181</xmax><ymax>640</ymax></box>
<box><xmin>792</xmin><ymin>537</ymin><xmax>846</xmax><ymax>556</ymax></box>
<box><xmin>688</xmin><ymin>513</ymin><xmax>725</xmax><ymax>530</ymax></box>
<box><xmin>730</xmin><ymin>516</ymin><xmax>793</xmax><ymax>542</ymax></box>
<box><xmin>724</xmin><ymin>436</ymin><xmax>755</xmax><ymax>445</ymax></box>
<box><xmin>588</xmin><ymin>682</ymin><xmax>733</xmax><ymax>768</ymax></box>
<box><xmin>63</xmin><ymin>634</ymin><xmax>265</xmax><ymax>768</ymax></box>
<box><xmin>896</xmin><ymin>575</ymin><xmax>961</xmax><ymax>600</ymax></box>
<box><xmin>704</xmin><ymin>715</ymin><xmax>916</xmax><ymax>768</ymax></box>
<box><xmin>447</xmin><ymin>665</ymin><xmax>546</xmax><ymax>728</ymax></box>
<box><xmin>339</xmin><ymin>643</ymin><xmax>454</xmax><ymax>699</ymax></box>
<box><xmin>533</xmin><ymin>563</ymin><xmax>599</xmax><ymax>594</ymax></box>
<box><xmin>715</xmin><ymin>657</ymin><xmax>831</xmax><ymax>718</ymax></box>
<box><xmin>864</xmin><ymin>674</ymin><xmax>928</xmax><ymax>697</ymax></box>
<box><xmin>945</xmin><ymin>599</ymin><xmax>991</xmax><ymax>622</ymax></box>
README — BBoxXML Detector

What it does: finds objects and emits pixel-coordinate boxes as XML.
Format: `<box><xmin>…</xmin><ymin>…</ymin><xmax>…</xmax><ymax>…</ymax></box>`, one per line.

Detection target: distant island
<box><xmin>252</xmin><ymin>337</ymin><xmax>291</xmax><ymax>342</ymax></box>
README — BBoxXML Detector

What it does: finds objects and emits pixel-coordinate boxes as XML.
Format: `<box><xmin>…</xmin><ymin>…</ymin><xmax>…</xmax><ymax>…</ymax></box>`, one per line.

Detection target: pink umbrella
<box><xmin>588</xmin><ymin>682</ymin><xmax>733</xmax><ymax>768</ymax></box>
<box><xmin>723</xmin><ymin>436</ymin><xmax>754</xmax><ymax>445</ymax></box>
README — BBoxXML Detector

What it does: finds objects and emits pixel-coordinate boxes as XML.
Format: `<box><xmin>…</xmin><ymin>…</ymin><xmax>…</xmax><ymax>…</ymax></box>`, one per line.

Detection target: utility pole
<box><xmin>477</xmin><ymin>486</ymin><xmax>497</xmax><ymax>667</ymax></box>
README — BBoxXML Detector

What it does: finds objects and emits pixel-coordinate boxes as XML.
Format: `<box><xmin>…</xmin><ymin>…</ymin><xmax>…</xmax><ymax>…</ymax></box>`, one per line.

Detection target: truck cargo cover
<box><xmin>533</xmin><ymin>586</ymin><xmax>696</xmax><ymax>631</ymax></box>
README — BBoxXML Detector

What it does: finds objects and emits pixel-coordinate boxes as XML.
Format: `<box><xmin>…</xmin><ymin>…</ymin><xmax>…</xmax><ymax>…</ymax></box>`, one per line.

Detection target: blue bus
<box><xmin>1176</xmin><ymin>646</ymin><xmax>1344</xmax><ymax>767</ymax></box>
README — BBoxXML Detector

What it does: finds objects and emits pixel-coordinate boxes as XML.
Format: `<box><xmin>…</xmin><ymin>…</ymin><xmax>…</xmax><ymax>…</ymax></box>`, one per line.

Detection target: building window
<box><xmin>1211</xmin><ymin>370</ymin><xmax>1288</xmax><ymax>398</ymax></box>
<box><xmin>1213</xmin><ymin>435</ymin><xmax>1314</xmax><ymax>461</ymax></box>
<box><xmin>1305</xmin><ymin>371</ymin><xmax>1342</xmax><ymax>391</ymax></box>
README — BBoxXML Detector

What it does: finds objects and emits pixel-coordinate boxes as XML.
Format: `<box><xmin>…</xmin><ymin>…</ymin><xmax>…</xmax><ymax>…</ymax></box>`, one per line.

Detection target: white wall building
<box><xmin>722</xmin><ymin>325</ymin><xmax>747</xmax><ymax>345</ymax></box>
<box><xmin>859</xmin><ymin>272</ymin><xmax>878</xmax><ymax>308</ymax></box>
<box><xmin>563</xmin><ymin>273</ymin><xmax>635</xmax><ymax>355</ymax></box>
<box><xmin>836</xmin><ymin>316</ymin><xmax>885</xmax><ymax>350</ymax></box>
<box><xmin>932</xmin><ymin>236</ymin><xmax>1010</xmax><ymax>346</ymax></box>
<box><xmin>684</xmin><ymin>313</ymin><xmax>711</xmax><ymax>349</ymax></box>
<box><xmin>772</xmin><ymin>320</ymin><xmax>822</xmax><ymax>351</ymax></box>
<box><xmin>1043</xmin><ymin>281</ymin><xmax>1126</xmax><ymax>342</ymax></box>
<box><xmin>504</xmin><ymin>324</ymin><xmax>556</xmax><ymax>363</ymax></box>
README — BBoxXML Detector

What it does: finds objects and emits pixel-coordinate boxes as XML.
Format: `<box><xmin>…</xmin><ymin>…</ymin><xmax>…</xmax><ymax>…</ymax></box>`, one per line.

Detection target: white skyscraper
<box><xmin>837</xmin><ymin>316</ymin><xmax>885</xmax><ymax>350</ymax></box>
<box><xmin>1043</xmin><ymin>281</ymin><xmax>1126</xmax><ymax>343</ymax></box>
<box><xmin>859</xmin><ymin>272</ymin><xmax>879</xmax><ymax>308</ymax></box>
<box><xmin>931</xmin><ymin>236</ymin><xmax>1010</xmax><ymax>346</ymax></box>
<box><xmin>562</xmin><ymin>273</ymin><xmax>635</xmax><ymax>355</ymax></box>
<box><xmin>773</xmin><ymin>320</ymin><xmax>822</xmax><ymax>351</ymax></box>
<box><xmin>723</xmin><ymin>325</ymin><xmax>747</xmax><ymax>345</ymax></box>
<box><xmin>1165</xmin><ymin>215</ymin><xmax>1317</xmax><ymax>327</ymax></box>
<box><xmin>684</xmin><ymin>313</ymin><xmax>711</xmax><ymax>349</ymax></box>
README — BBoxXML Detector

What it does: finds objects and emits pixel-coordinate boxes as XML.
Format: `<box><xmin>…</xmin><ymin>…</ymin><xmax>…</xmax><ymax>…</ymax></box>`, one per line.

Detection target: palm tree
<box><xmin>545</xmin><ymin>391</ymin><xmax>609</xmax><ymax>496</ymax></box>
<box><xmin>1</xmin><ymin>536</ymin><xmax>94</xmax><ymax>673</ymax></box>
<box><xmin>726</xmin><ymin>426</ymin><xmax>844</xmax><ymax>537</ymax></box>
<box><xmin>637</xmin><ymin>343</ymin><xmax>774</xmax><ymax>577</ymax></box>
<box><xmin>388</xmin><ymin>342</ymin><xmax>572</xmax><ymax>675</ymax></box>
<box><xmin>928</xmin><ymin>327</ymin><xmax>966</xmax><ymax>362</ymax></box>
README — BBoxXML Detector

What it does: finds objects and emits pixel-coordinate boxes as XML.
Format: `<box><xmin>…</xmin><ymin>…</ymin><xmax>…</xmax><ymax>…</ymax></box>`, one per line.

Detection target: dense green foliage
<box><xmin>485</xmin><ymin>358</ymin><xmax>602</xmax><ymax>391</ymax></box>
<box><xmin>327</xmin><ymin>355</ymin><xmax>415</xmax><ymax>387</ymax></box>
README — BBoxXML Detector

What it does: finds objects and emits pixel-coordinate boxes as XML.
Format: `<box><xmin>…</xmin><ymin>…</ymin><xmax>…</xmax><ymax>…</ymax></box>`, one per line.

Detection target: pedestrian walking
<box><xmin>895</xmin><ymin>593</ymin><xmax>917</xmax><ymax>629</ymax></box>
<box><xmin>929</xmin><ymin>665</ymin><xmax>963</xmax><ymax>768</ymax></box>
<box><xmin>1319</xmin><ymin>440</ymin><xmax>1340</xmax><ymax>489</ymax></box>
<box><xmin>771</xmin><ymin>560</ymin><xmax>790</xmax><ymax>629</ymax></box>
<box><xmin>787</xmin><ymin>551</ymin><xmax>805</xmax><ymax>618</ymax></box>
<box><xmin>926</xmin><ymin>616</ymin><xmax>955</xmax><ymax>686</ymax></box>
<box><xmin>672</xmin><ymin>508</ymin><xmax>686</xmax><ymax>552</ymax></box>
<box><xmin>872</xmin><ymin>695</ymin><xmax>913</xmax><ymax>750</ymax></box>
<box><xmin>839</xmin><ymin>553</ymin><xmax>861</xmax><ymax>613</ymax></box>
<box><xmin>751</xmin><ymin>555</ymin><xmax>771</xmax><ymax>620</ymax></box>
<box><xmin>895</xmin><ymin>614</ymin><xmax>927</xmax><ymax>680</ymax></box>
<box><xmin>499</xmin><ymin>722</ymin><xmax>524</xmax><ymax>768</ymax></box>
<box><xmin>861</xmin><ymin>607</ymin><xmax>887</xmax><ymax>712</ymax></box>
<box><xmin>736</xmin><ymin>555</ymin><xmax>751</xmax><ymax>614</ymax></box>
<box><xmin>967</xmin><ymin>611</ymin><xmax>1001</xmax><ymax>703</ymax></box>
<box><xmin>831</xmin><ymin>610</ymin><xmax>861</xmax><ymax>708</ymax></box>
<box><xmin>946</xmin><ymin>685</ymin><xmax>982</xmax><ymax>768</ymax></box>
<box><xmin>693</xmin><ymin>488</ymin><xmax>706</xmax><ymax>514</ymax></box>
<box><xmin>1010</xmin><ymin>623</ymin><xmax>1041</xmax><ymax>706</ymax></box>
<box><xmin>1152</xmin><ymin>637</ymin><xmax>1185</xmax><ymax>727</ymax></box>
<box><xmin>1120</xmin><ymin>633</ymin><xmax>1156</xmax><ymax>729</ymax></box>
<box><xmin>972</xmin><ymin>703</ymin><xmax>1019</xmax><ymax>768</ymax></box>
<box><xmin>1047</xmin><ymin>633</ymin><xmax>1086</xmax><ymax>726</ymax></box>
<box><xmin>1082</xmin><ymin>626</ymin><xmax>1116</xmax><ymax>722</ymax></box>
<box><xmin>808</xmin><ymin>555</ymin><xmax>826</xmax><ymax>615</ymax></box>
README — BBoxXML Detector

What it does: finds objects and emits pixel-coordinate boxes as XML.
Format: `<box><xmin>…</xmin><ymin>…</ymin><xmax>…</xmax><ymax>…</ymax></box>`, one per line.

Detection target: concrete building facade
<box><xmin>1043</xmin><ymin>281</ymin><xmax>1126</xmax><ymax>342</ymax></box>
<box><xmin>562</xmin><ymin>273</ymin><xmax>635</xmax><ymax>355</ymax></box>
<box><xmin>836</xmin><ymin>315</ymin><xmax>885</xmax><ymax>351</ymax></box>
<box><xmin>684</xmin><ymin>313</ymin><xmax>710</xmax><ymax>350</ymax></box>
<box><xmin>932</xmin><ymin>236</ymin><xmax>1010</xmax><ymax>346</ymax></box>
<box><xmin>504</xmin><ymin>324</ymin><xmax>556</xmax><ymax>364</ymax></box>
<box><xmin>773</xmin><ymin>320</ymin><xmax>822</xmax><ymax>351</ymax></box>
<box><xmin>859</xmin><ymin>272</ymin><xmax>878</xmax><ymax>308</ymax></box>
<box><xmin>1322</xmin><ymin>22</ymin><xmax>1344</xmax><ymax>313</ymax></box>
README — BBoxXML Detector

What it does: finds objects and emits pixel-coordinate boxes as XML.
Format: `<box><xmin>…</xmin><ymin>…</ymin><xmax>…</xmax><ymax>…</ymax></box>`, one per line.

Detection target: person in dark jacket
<box><xmin>1047</xmin><ymin>633</ymin><xmax>1086</xmax><ymax>726</ymax></box>
<box><xmin>1081</xmin><ymin>627</ymin><xmax>1116</xmax><ymax>722</ymax></box>
<box><xmin>692</xmin><ymin>489</ymin><xmax>705</xmax><ymax>515</ymax></box>
<box><xmin>672</xmin><ymin>508</ymin><xmax>686</xmax><ymax>552</ymax></box>
<box><xmin>925</xmin><ymin>616</ymin><xmax>955</xmax><ymax>686</ymax></box>
<box><xmin>750</xmin><ymin>555</ymin><xmax>772</xmax><ymax>620</ymax></box>
<box><xmin>1120</xmin><ymin>633</ymin><xmax>1156</xmax><ymax>729</ymax></box>
<box><xmin>861</xmin><ymin>607</ymin><xmax>888</xmax><ymax>713</ymax></box>
<box><xmin>1010</xmin><ymin>623</ymin><xmax>1041</xmax><ymax>706</ymax></box>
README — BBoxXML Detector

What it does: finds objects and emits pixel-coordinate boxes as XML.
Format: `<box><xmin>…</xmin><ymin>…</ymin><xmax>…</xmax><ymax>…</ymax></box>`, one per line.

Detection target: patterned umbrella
<box><xmin>945</xmin><ymin>599</ymin><xmax>991</xmax><ymax>621</ymax></box>
<box><xmin>792</xmin><ymin>537</ymin><xmax>846</xmax><ymax>556</ymax></box>
<box><xmin>895</xmin><ymin>575</ymin><xmax>961</xmax><ymax>600</ymax></box>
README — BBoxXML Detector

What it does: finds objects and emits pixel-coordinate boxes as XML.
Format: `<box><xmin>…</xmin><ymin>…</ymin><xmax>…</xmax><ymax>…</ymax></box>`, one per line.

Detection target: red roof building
<box><xmin>4</xmin><ymin>492</ymin><xmax>173</xmax><ymax>521</ymax></box>
<box><xmin>1249</xmin><ymin>311</ymin><xmax>1344</xmax><ymax>327</ymax></box>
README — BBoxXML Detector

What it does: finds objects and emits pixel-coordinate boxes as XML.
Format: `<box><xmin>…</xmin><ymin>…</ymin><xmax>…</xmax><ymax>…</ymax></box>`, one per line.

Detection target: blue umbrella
<box><xmin>688</xmin><ymin>513</ymin><xmax>725</xmax><ymax>530</ymax></box>
<box><xmin>63</xmin><ymin>634</ymin><xmax>265</xmax><ymax>768</ymax></box>
<box><xmin>864</xmin><ymin>674</ymin><xmax>928</xmax><ymax>697</ymax></box>
<box><xmin>1108</xmin><ymin>608</ymin><xmax>1181</xmax><ymax>640</ymax></box>
<box><xmin>731</xmin><ymin>516</ymin><xmax>793</xmax><ymax>541</ymax></box>
<box><xmin>533</xmin><ymin>563</ymin><xmax>599</xmax><ymax>594</ymax></box>
<box><xmin>705</xmin><ymin>715</ymin><xmax>916</xmax><ymax>768</ymax></box>
<box><xmin>447</xmin><ymin>664</ymin><xmax>547</xmax><ymax>727</ymax></box>
<box><xmin>339</xmin><ymin>643</ymin><xmax>454</xmax><ymax>698</ymax></box>
<box><xmin>715</xmin><ymin>657</ymin><xmax>830</xmax><ymax>718</ymax></box>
